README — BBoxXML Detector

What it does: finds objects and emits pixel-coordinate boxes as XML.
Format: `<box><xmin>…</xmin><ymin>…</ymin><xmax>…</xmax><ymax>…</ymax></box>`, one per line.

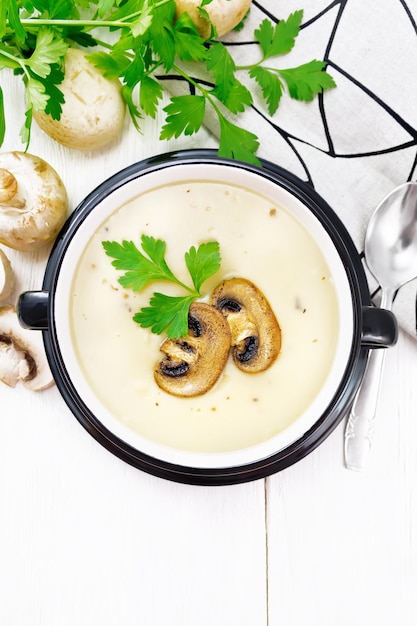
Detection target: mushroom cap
<box><xmin>174</xmin><ymin>0</ymin><xmax>252</xmax><ymax>38</ymax></box>
<box><xmin>0</xmin><ymin>248</ymin><xmax>14</xmax><ymax>301</ymax></box>
<box><xmin>155</xmin><ymin>302</ymin><xmax>231</xmax><ymax>397</ymax></box>
<box><xmin>211</xmin><ymin>277</ymin><xmax>281</xmax><ymax>373</ymax></box>
<box><xmin>0</xmin><ymin>305</ymin><xmax>53</xmax><ymax>390</ymax></box>
<box><xmin>34</xmin><ymin>48</ymin><xmax>126</xmax><ymax>150</ymax></box>
<box><xmin>0</xmin><ymin>152</ymin><xmax>68</xmax><ymax>252</ymax></box>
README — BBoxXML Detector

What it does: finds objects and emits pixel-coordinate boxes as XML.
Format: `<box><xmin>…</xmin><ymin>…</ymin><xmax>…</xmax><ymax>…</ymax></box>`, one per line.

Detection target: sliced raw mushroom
<box><xmin>155</xmin><ymin>302</ymin><xmax>231</xmax><ymax>397</ymax></box>
<box><xmin>0</xmin><ymin>248</ymin><xmax>14</xmax><ymax>301</ymax></box>
<box><xmin>0</xmin><ymin>152</ymin><xmax>68</xmax><ymax>251</ymax></box>
<box><xmin>211</xmin><ymin>277</ymin><xmax>281</xmax><ymax>373</ymax></box>
<box><xmin>0</xmin><ymin>305</ymin><xmax>53</xmax><ymax>390</ymax></box>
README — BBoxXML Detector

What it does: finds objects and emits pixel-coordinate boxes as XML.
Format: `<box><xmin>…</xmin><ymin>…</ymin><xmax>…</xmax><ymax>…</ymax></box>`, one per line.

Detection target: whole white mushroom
<box><xmin>174</xmin><ymin>0</ymin><xmax>252</xmax><ymax>38</ymax></box>
<box><xmin>0</xmin><ymin>152</ymin><xmax>68</xmax><ymax>252</ymax></box>
<box><xmin>34</xmin><ymin>48</ymin><xmax>126</xmax><ymax>150</ymax></box>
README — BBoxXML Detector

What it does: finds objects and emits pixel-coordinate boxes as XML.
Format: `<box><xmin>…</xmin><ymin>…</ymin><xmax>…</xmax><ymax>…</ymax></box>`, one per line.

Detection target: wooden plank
<box><xmin>266</xmin><ymin>331</ymin><xmax>417</xmax><ymax>626</ymax></box>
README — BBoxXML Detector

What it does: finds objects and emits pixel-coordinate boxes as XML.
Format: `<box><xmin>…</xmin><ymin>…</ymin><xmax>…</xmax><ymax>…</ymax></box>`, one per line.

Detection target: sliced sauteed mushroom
<box><xmin>0</xmin><ymin>152</ymin><xmax>68</xmax><ymax>252</ymax></box>
<box><xmin>211</xmin><ymin>277</ymin><xmax>281</xmax><ymax>373</ymax></box>
<box><xmin>0</xmin><ymin>305</ymin><xmax>53</xmax><ymax>390</ymax></box>
<box><xmin>0</xmin><ymin>248</ymin><xmax>14</xmax><ymax>301</ymax></box>
<box><xmin>155</xmin><ymin>302</ymin><xmax>231</xmax><ymax>397</ymax></box>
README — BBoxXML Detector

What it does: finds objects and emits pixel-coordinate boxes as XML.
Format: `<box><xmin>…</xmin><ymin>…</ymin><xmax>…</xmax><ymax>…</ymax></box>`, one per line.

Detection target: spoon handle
<box><xmin>344</xmin><ymin>348</ymin><xmax>386</xmax><ymax>471</ymax></box>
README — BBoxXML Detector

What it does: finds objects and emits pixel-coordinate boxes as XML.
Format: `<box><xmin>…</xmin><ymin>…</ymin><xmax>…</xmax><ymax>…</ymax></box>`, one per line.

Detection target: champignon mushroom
<box><xmin>0</xmin><ymin>305</ymin><xmax>53</xmax><ymax>390</ymax></box>
<box><xmin>174</xmin><ymin>0</ymin><xmax>252</xmax><ymax>38</ymax></box>
<box><xmin>0</xmin><ymin>152</ymin><xmax>68</xmax><ymax>252</ymax></box>
<box><xmin>155</xmin><ymin>302</ymin><xmax>231</xmax><ymax>397</ymax></box>
<box><xmin>33</xmin><ymin>48</ymin><xmax>126</xmax><ymax>150</ymax></box>
<box><xmin>211</xmin><ymin>277</ymin><xmax>281</xmax><ymax>373</ymax></box>
<box><xmin>0</xmin><ymin>248</ymin><xmax>14</xmax><ymax>301</ymax></box>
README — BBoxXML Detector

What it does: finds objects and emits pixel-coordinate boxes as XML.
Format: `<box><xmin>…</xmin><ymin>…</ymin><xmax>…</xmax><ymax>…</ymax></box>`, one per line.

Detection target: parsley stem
<box><xmin>18</xmin><ymin>0</ymin><xmax>171</xmax><ymax>30</ymax></box>
<box><xmin>0</xmin><ymin>48</ymin><xmax>29</xmax><ymax>78</ymax></box>
<box><xmin>171</xmin><ymin>63</ymin><xmax>225</xmax><ymax>120</ymax></box>
<box><xmin>171</xmin><ymin>279</ymin><xmax>200</xmax><ymax>296</ymax></box>
<box><xmin>20</xmin><ymin>18</ymin><xmax>137</xmax><ymax>28</ymax></box>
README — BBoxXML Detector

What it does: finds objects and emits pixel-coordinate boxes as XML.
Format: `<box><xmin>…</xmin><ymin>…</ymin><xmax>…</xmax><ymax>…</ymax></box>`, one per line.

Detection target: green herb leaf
<box><xmin>19</xmin><ymin>107</ymin><xmax>32</xmax><ymax>150</ymax></box>
<box><xmin>211</xmin><ymin>78</ymin><xmax>252</xmax><ymax>114</ymax></box>
<box><xmin>173</xmin><ymin>13</ymin><xmax>207</xmax><ymax>62</ymax></box>
<box><xmin>102</xmin><ymin>236</ymin><xmax>177</xmax><ymax>292</ymax></box>
<box><xmin>87</xmin><ymin>50</ymin><xmax>131</xmax><ymax>80</ymax></box>
<box><xmin>255</xmin><ymin>11</ymin><xmax>303</xmax><ymax>60</ymax></box>
<box><xmin>121</xmin><ymin>84</ymin><xmax>143</xmax><ymax>131</ymax></box>
<box><xmin>103</xmin><ymin>233</ymin><xmax>222</xmax><ymax>337</ymax></box>
<box><xmin>206</xmin><ymin>42</ymin><xmax>236</xmax><ymax>102</ymax></box>
<box><xmin>249</xmin><ymin>66</ymin><xmax>283</xmax><ymax>116</ymax></box>
<box><xmin>130</xmin><ymin>0</ymin><xmax>153</xmax><ymax>38</ymax></box>
<box><xmin>47</xmin><ymin>0</ymin><xmax>80</xmax><ymax>20</ymax></box>
<box><xmin>279</xmin><ymin>60</ymin><xmax>337</xmax><ymax>101</ymax></box>
<box><xmin>0</xmin><ymin>1</ymin><xmax>7</xmax><ymax>40</ymax></box>
<box><xmin>0</xmin><ymin>86</ymin><xmax>5</xmax><ymax>146</ymax></box>
<box><xmin>185</xmin><ymin>241</ymin><xmax>221</xmax><ymax>292</ymax></box>
<box><xmin>134</xmin><ymin>293</ymin><xmax>195</xmax><ymax>337</ymax></box>
<box><xmin>42</xmin><ymin>65</ymin><xmax>65</xmax><ymax>119</ymax></box>
<box><xmin>26</xmin><ymin>77</ymin><xmax>49</xmax><ymax>111</ymax></box>
<box><xmin>26</xmin><ymin>28</ymin><xmax>68</xmax><ymax>78</ymax></box>
<box><xmin>218</xmin><ymin>116</ymin><xmax>261</xmax><ymax>166</ymax></box>
<box><xmin>139</xmin><ymin>75</ymin><xmax>163</xmax><ymax>118</ymax></box>
<box><xmin>151</xmin><ymin>21</ymin><xmax>175</xmax><ymax>71</ymax></box>
<box><xmin>4</xmin><ymin>0</ymin><xmax>26</xmax><ymax>43</ymax></box>
<box><xmin>160</xmin><ymin>95</ymin><xmax>206</xmax><ymax>139</ymax></box>
<box><xmin>97</xmin><ymin>0</ymin><xmax>117</xmax><ymax>18</ymax></box>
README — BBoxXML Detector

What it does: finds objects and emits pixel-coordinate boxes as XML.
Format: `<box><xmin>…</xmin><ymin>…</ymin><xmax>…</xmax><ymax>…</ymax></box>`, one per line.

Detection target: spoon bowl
<box><xmin>366</xmin><ymin>183</ymin><xmax>417</xmax><ymax>299</ymax></box>
<box><xmin>345</xmin><ymin>182</ymin><xmax>417</xmax><ymax>470</ymax></box>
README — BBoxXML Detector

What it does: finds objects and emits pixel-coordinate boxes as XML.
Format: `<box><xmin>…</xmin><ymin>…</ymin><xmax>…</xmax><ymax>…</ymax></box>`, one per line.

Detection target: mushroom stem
<box><xmin>0</xmin><ymin>249</ymin><xmax>14</xmax><ymax>301</ymax></box>
<box><xmin>0</xmin><ymin>168</ymin><xmax>19</xmax><ymax>204</ymax></box>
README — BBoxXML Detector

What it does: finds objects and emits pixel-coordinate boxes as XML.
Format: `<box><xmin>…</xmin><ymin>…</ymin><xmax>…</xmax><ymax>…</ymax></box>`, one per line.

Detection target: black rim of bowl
<box><xmin>41</xmin><ymin>149</ymin><xmax>370</xmax><ymax>486</ymax></box>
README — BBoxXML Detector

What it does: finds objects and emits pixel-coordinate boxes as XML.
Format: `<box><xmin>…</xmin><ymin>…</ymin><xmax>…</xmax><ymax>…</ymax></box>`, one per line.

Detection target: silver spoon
<box><xmin>344</xmin><ymin>182</ymin><xmax>417</xmax><ymax>471</ymax></box>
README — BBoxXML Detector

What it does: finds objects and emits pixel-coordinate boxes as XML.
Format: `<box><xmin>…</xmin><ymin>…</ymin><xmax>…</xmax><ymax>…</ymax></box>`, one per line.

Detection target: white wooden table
<box><xmin>1</xmin><ymin>70</ymin><xmax>416</xmax><ymax>626</ymax></box>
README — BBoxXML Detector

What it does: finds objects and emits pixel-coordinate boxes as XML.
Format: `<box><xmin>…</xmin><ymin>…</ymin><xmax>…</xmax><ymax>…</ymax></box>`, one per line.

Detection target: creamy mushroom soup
<box><xmin>70</xmin><ymin>180</ymin><xmax>339</xmax><ymax>453</ymax></box>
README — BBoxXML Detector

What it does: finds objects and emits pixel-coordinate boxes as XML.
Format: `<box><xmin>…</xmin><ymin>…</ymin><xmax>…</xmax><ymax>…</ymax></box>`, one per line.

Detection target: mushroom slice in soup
<box><xmin>154</xmin><ymin>302</ymin><xmax>231</xmax><ymax>397</ymax></box>
<box><xmin>211</xmin><ymin>278</ymin><xmax>281</xmax><ymax>373</ymax></box>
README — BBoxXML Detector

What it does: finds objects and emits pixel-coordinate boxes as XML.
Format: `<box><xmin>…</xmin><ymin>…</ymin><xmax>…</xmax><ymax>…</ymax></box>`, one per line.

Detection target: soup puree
<box><xmin>70</xmin><ymin>180</ymin><xmax>339</xmax><ymax>453</ymax></box>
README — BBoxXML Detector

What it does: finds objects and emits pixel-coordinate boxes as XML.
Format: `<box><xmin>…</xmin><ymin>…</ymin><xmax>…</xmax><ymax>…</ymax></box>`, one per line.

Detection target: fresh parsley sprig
<box><xmin>0</xmin><ymin>1</ymin><xmax>336</xmax><ymax>164</ymax></box>
<box><xmin>245</xmin><ymin>13</ymin><xmax>336</xmax><ymax>115</ymax></box>
<box><xmin>102</xmin><ymin>234</ymin><xmax>221</xmax><ymax>338</ymax></box>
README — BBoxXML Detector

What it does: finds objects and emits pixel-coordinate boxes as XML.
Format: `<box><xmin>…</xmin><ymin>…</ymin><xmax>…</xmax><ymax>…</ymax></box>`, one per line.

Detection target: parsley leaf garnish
<box><xmin>102</xmin><ymin>235</ymin><xmax>221</xmax><ymax>338</ymax></box>
<box><xmin>134</xmin><ymin>293</ymin><xmax>196</xmax><ymax>338</ymax></box>
<box><xmin>0</xmin><ymin>3</ymin><xmax>336</xmax><ymax>165</ymax></box>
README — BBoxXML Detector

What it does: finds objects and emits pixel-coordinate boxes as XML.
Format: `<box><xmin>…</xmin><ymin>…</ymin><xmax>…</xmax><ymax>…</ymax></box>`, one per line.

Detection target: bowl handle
<box><xmin>18</xmin><ymin>290</ymin><xmax>49</xmax><ymax>330</ymax></box>
<box><xmin>361</xmin><ymin>306</ymin><xmax>398</xmax><ymax>348</ymax></box>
